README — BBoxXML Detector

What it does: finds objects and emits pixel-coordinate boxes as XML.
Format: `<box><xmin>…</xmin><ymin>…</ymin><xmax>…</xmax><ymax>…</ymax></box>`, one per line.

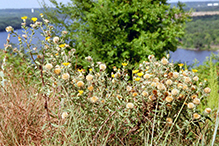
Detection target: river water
<box><xmin>0</xmin><ymin>29</ymin><xmax>218</xmax><ymax>66</ymax></box>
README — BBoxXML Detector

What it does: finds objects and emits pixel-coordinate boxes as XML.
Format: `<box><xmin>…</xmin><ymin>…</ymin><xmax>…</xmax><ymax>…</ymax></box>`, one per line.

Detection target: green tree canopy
<box><xmin>44</xmin><ymin>0</ymin><xmax>190</xmax><ymax>70</ymax></box>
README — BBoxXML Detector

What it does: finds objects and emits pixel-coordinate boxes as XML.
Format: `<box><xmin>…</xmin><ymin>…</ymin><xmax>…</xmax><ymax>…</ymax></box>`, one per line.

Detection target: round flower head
<box><xmin>171</xmin><ymin>89</ymin><xmax>179</xmax><ymax>96</ymax></box>
<box><xmin>88</xmin><ymin>85</ymin><xmax>94</xmax><ymax>91</ymax></box>
<box><xmin>157</xmin><ymin>83</ymin><xmax>166</xmax><ymax>91</ymax></box>
<box><xmin>193</xmin><ymin>76</ymin><xmax>199</xmax><ymax>82</ymax></box>
<box><xmin>62</xmin><ymin>73</ymin><xmax>70</xmax><ymax>80</ymax></box>
<box><xmin>54</xmin><ymin>67</ymin><xmax>61</xmax><ymax>75</ymax></box>
<box><xmin>173</xmin><ymin>72</ymin><xmax>179</xmax><ymax>78</ymax></box>
<box><xmin>153</xmin><ymin>77</ymin><xmax>159</xmax><ymax>82</ymax></box>
<box><xmin>165</xmin><ymin>96</ymin><xmax>173</xmax><ymax>102</ymax></box>
<box><xmin>5</xmin><ymin>26</ymin><xmax>13</xmax><ymax>32</ymax></box>
<box><xmin>204</xmin><ymin>108</ymin><xmax>212</xmax><ymax>114</ymax></box>
<box><xmin>142</xmin><ymin>91</ymin><xmax>148</xmax><ymax>97</ymax></box>
<box><xmin>99</xmin><ymin>64</ymin><xmax>106</xmax><ymax>71</ymax></box>
<box><xmin>53</xmin><ymin>36</ymin><xmax>59</xmax><ymax>44</ymax></box>
<box><xmin>22</xmin><ymin>34</ymin><xmax>27</xmax><ymax>39</ymax></box>
<box><xmin>166</xmin><ymin>79</ymin><xmax>173</xmax><ymax>86</ymax></box>
<box><xmin>144</xmin><ymin>74</ymin><xmax>151</xmax><ymax>79</ymax></box>
<box><xmin>183</xmin><ymin>84</ymin><xmax>188</xmax><ymax>90</ymax></box>
<box><xmin>161</xmin><ymin>57</ymin><xmax>169</xmax><ymax>65</ymax></box>
<box><xmin>61</xmin><ymin>112</ymin><xmax>68</xmax><ymax>119</ymax></box>
<box><xmin>204</xmin><ymin>87</ymin><xmax>211</xmax><ymax>94</ymax></box>
<box><xmin>126</xmin><ymin>86</ymin><xmax>132</xmax><ymax>91</ymax></box>
<box><xmin>86</xmin><ymin>74</ymin><xmax>93</xmax><ymax>81</ymax></box>
<box><xmin>191</xmin><ymin>94</ymin><xmax>198</xmax><ymax>99</ymax></box>
<box><xmin>126</xmin><ymin>103</ymin><xmax>134</xmax><ymax>109</ymax></box>
<box><xmin>132</xmin><ymin>92</ymin><xmax>138</xmax><ymax>97</ymax></box>
<box><xmin>177</xmin><ymin>83</ymin><xmax>183</xmax><ymax>89</ymax></box>
<box><xmin>184</xmin><ymin>77</ymin><xmax>191</xmax><ymax>83</ymax></box>
<box><xmin>193</xmin><ymin>98</ymin><xmax>200</xmax><ymax>105</ymax></box>
<box><xmin>90</xmin><ymin>96</ymin><xmax>99</xmax><ymax>103</ymax></box>
<box><xmin>85</xmin><ymin>56</ymin><xmax>93</xmax><ymax>61</ymax></box>
<box><xmin>148</xmin><ymin>55</ymin><xmax>154</xmax><ymax>60</ymax></box>
<box><xmin>45</xmin><ymin>63</ymin><xmax>53</xmax><ymax>70</ymax></box>
<box><xmin>166</xmin><ymin>118</ymin><xmax>173</xmax><ymax>125</ymax></box>
<box><xmin>187</xmin><ymin>103</ymin><xmax>195</xmax><ymax>109</ymax></box>
<box><xmin>193</xmin><ymin>113</ymin><xmax>201</xmax><ymax>119</ymax></box>
<box><xmin>77</xmin><ymin>81</ymin><xmax>84</xmax><ymax>87</ymax></box>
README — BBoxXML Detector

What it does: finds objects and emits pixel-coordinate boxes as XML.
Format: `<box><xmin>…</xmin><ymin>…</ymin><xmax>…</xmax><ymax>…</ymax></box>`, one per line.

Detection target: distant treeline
<box><xmin>0</xmin><ymin>8</ymin><xmax>44</xmax><ymax>32</ymax></box>
<box><xmin>181</xmin><ymin>15</ymin><xmax>219</xmax><ymax>50</ymax></box>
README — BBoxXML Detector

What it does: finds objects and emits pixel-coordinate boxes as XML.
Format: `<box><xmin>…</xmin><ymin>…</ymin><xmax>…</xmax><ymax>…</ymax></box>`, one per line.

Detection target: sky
<box><xmin>0</xmin><ymin>0</ymin><xmax>219</xmax><ymax>9</ymax></box>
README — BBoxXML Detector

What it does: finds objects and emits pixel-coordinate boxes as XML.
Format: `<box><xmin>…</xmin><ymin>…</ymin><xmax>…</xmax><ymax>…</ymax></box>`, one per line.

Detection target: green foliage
<box><xmin>43</xmin><ymin>0</ymin><xmax>190</xmax><ymax>71</ymax></box>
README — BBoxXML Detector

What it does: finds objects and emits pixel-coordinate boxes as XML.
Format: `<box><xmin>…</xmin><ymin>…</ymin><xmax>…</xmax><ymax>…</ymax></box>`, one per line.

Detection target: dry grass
<box><xmin>0</xmin><ymin>72</ymin><xmax>63</xmax><ymax>145</ymax></box>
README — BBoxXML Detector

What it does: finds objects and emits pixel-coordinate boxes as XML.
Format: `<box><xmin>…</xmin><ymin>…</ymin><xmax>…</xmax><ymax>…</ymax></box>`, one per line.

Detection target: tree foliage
<box><xmin>44</xmin><ymin>0</ymin><xmax>190</xmax><ymax>70</ymax></box>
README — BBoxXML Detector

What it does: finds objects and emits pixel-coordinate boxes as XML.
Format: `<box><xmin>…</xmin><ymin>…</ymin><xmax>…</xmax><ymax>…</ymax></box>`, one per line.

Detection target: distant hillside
<box><xmin>0</xmin><ymin>8</ymin><xmax>44</xmax><ymax>32</ymax></box>
<box><xmin>171</xmin><ymin>1</ymin><xmax>219</xmax><ymax>11</ymax></box>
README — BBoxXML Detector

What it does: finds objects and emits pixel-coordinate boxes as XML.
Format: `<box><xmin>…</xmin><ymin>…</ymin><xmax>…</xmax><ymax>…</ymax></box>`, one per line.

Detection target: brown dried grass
<box><xmin>0</xmin><ymin>72</ymin><xmax>62</xmax><ymax>145</ymax></box>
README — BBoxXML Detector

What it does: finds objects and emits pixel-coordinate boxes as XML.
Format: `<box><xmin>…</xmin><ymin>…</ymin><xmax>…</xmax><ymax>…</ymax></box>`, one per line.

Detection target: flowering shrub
<box><xmin>2</xmin><ymin>14</ymin><xmax>213</xmax><ymax>145</ymax></box>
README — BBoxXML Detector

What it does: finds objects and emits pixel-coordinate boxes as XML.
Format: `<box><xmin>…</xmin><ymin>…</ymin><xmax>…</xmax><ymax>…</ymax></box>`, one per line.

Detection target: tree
<box><xmin>43</xmin><ymin>0</ymin><xmax>191</xmax><ymax>70</ymax></box>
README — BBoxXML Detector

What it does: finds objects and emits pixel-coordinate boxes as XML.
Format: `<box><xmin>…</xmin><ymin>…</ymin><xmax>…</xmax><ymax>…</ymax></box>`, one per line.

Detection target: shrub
<box><xmin>1</xmin><ymin>14</ymin><xmax>214</xmax><ymax>145</ymax></box>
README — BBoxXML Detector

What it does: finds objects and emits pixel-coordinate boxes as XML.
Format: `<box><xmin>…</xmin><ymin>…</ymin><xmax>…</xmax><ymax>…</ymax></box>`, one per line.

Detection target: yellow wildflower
<box><xmin>89</xmin><ymin>68</ymin><xmax>92</xmax><ymax>71</ymax></box>
<box><xmin>192</xmin><ymin>69</ymin><xmax>198</xmax><ymax>73</ymax></box>
<box><xmin>178</xmin><ymin>63</ymin><xmax>184</xmax><ymax>67</ymax></box>
<box><xmin>62</xmin><ymin>62</ymin><xmax>70</xmax><ymax>66</ymax></box>
<box><xmin>135</xmin><ymin>77</ymin><xmax>141</xmax><ymax>81</ymax></box>
<box><xmin>45</xmin><ymin>37</ymin><xmax>50</xmax><ymax>41</ymax></box>
<box><xmin>78</xmin><ymin>90</ymin><xmax>84</xmax><ymax>95</ymax></box>
<box><xmin>59</xmin><ymin>44</ymin><xmax>66</xmax><ymax>48</ymax></box>
<box><xmin>78</xmin><ymin>69</ymin><xmax>83</xmax><ymax>72</ymax></box>
<box><xmin>31</xmin><ymin>17</ymin><xmax>37</xmax><ymax>22</ymax></box>
<box><xmin>132</xmin><ymin>70</ymin><xmax>139</xmax><ymax>74</ymax></box>
<box><xmin>137</xmin><ymin>72</ymin><xmax>143</xmax><ymax>77</ymax></box>
<box><xmin>122</xmin><ymin>63</ymin><xmax>128</xmax><ymax>66</ymax></box>
<box><xmin>55</xmin><ymin>53</ymin><xmax>58</xmax><ymax>56</ymax></box>
<box><xmin>111</xmin><ymin>74</ymin><xmax>115</xmax><ymax>78</ymax></box>
<box><xmin>21</xmin><ymin>16</ymin><xmax>27</xmax><ymax>20</ymax></box>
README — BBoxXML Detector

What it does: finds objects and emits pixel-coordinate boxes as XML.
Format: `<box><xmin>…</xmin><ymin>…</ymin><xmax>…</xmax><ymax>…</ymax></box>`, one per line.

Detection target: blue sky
<box><xmin>0</xmin><ymin>0</ymin><xmax>219</xmax><ymax>9</ymax></box>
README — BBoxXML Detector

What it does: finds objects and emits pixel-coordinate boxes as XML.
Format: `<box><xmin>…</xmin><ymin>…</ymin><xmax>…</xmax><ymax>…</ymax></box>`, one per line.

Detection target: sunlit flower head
<box><xmin>22</xmin><ymin>34</ymin><xmax>27</xmax><ymax>39</ymax></box>
<box><xmin>45</xmin><ymin>63</ymin><xmax>53</xmax><ymax>70</ymax></box>
<box><xmin>77</xmin><ymin>81</ymin><xmax>84</xmax><ymax>87</ymax></box>
<box><xmin>99</xmin><ymin>64</ymin><xmax>106</xmax><ymax>71</ymax></box>
<box><xmin>187</xmin><ymin>102</ymin><xmax>195</xmax><ymax>109</ymax></box>
<box><xmin>204</xmin><ymin>87</ymin><xmax>211</xmax><ymax>94</ymax></box>
<box><xmin>132</xmin><ymin>92</ymin><xmax>138</xmax><ymax>97</ymax></box>
<box><xmin>193</xmin><ymin>98</ymin><xmax>200</xmax><ymax>105</ymax></box>
<box><xmin>53</xmin><ymin>36</ymin><xmax>59</xmax><ymax>44</ymax></box>
<box><xmin>126</xmin><ymin>85</ymin><xmax>132</xmax><ymax>91</ymax></box>
<box><xmin>90</xmin><ymin>96</ymin><xmax>99</xmax><ymax>103</ymax></box>
<box><xmin>62</xmin><ymin>112</ymin><xmax>68</xmax><ymax>119</ymax></box>
<box><xmin>166</xmin><ymin>79</ymin><xmax>173</xmax><ymax>86</ymax></box>
<box><xmin>62</xmin><ymin>73</ymin><xmax>70</xmax><ymax>80</ymax></box>
<box><xmin>126</xmin><ymin>103</ymin><xmax>134</xmax><ymax>109</ymax></box>
<box><xmin>148</xmin><ymin>55</ymin><xmax>154</xmax><ymax>60</ymax></box>
<box><xmin>165</xmin><ymin>96</ymin><xmax>173</xmax><ymax>102</ymax></box>
<box><xmin>173</xmin><ymin>72</ymin><xmax>179</xmax><ymax>78</ymax></box>
<box><xmin>193</xmin><ymin>76</ymin><xmax>199</xmax><ymax>82</ymax></box>
<box><xmin>142</xmin><ymin>91</ymin><xmax>148</xmax><ymax>97</ymax></box>
<box><xmin>62</xmin><ymin>30</ymin><xmax>68</xmax><ymax>34</ymax></box>
<box><xmin>144</xmin><ymin>74</ymin><xmax>151</xmax><ymax>79</ymax></box>
<box><xmin>88</xmin><ymin>85</ymin><xmax>94</xmax><ymax>91</ymax></box>
<box><xmin>161</xmin><ymin>57</ymin><xmax>169</xmax><ymax>65</ymax></box>
<box><xmin>204</xmin><ymin>108</ymin><xmax>212</xmax><ymax>114</ymax></box>
<box><xmin>85</xmin><ymin>56</ymin><xmax>93</xmax><ymax>61</ymax></box>
<box><xmin>193</xmin><ymin>113</ymin><xmax>201</xmax><ymax>119</ymax></box>
<box><xmin>5</xmin><ymin>26</ymin><xmax>13</xmax><ymax>32</ymax></box>
<box><xmin>153</xmin><ymin>77</ymin><xmax>159</xmax><ymax>82</ymax></box>
<box><xmin>171</xmin><ymin>89</ymin><xmax>179</xmax><ymax>96</ymax></box>
<box><xmin>166</xmin><ymin>118</ymin><xmax>173</xmax><ymax>125</ymax></box>
<box><xmin>183</xmin><ymin>84</ymin><xmax>188</xmax><ymax>90</ymax></box>
<box><xmin>86</xmin><ymin>74</ymin><xmax>93</xmax><ymax>81</ymax></box>
<box><xmin>184</xmin><ymin>77</ymin><xmax>191</xmax><ymax>83</ymax></box>
<box><xmin>54</xmin><ymin>67</ymin><xmax>61</xmax><ymax>75</ymax></box>
<box><xmin>157</xmin><ymin>83</ymin><xmax>166</xmax><ymax>91</ymax></box>
<box><xmin>59</xmin><ymin>44</ymin><xmax>66</xmax><ymax>48</ymax></box>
